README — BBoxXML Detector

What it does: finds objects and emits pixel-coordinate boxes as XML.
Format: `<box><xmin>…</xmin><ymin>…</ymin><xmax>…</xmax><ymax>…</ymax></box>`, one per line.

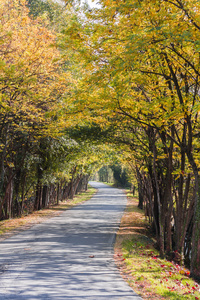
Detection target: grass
<box><xmin>114</xmin><ymin>191</ymin><xmax>200</xmax><ymax>300</ymax></box>
<box><xmin>101</xmin><ymin>181</ymin><xmax>115</xmax><ymax>186</ymax></box>
<box><xmin>0</xmin><ymin>186</ymin><xmax>96</xmax><ymax>240</ymax></box>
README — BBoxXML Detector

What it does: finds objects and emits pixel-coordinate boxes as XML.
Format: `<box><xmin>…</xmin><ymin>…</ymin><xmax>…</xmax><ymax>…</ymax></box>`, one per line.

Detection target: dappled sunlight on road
<box><xmin>0</xmin><ymin>182</ymin><xmax>141</xmax><ymax>300</ymax></box>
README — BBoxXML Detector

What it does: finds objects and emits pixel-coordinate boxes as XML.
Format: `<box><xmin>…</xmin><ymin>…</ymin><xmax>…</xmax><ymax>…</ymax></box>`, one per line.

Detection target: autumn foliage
<box><xmin>1</xmin><ymin>0</ymin><xmax>200</xmax><ymax>284</ymax></box>
<box><xmin>0</xmin><ymin>0</ymin><xmax>92</xmax><ymax>221</ymax></box>
<box><xmin>62</xmin><ymin>0</ymin><xmax>200</xmax><ymax>281</ymax></box>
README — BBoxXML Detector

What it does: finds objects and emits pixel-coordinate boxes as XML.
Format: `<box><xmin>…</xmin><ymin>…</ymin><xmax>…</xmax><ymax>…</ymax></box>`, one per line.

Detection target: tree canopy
<box><xmin>0</xmin><ymin>0</ymin><xmax>200</xmax><ymax>281</ymax></box>
<box><xmin>61</xmin><ymin>0</ymin><xmax>200</xmax><ymax>280</ymax></box>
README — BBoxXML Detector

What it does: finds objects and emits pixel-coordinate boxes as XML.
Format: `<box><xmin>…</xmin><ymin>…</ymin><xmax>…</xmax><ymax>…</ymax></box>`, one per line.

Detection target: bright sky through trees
<box><xmin>81</xmin><ymin>0</ymin><xmax>100</xmax><ymax>8</ymax></box>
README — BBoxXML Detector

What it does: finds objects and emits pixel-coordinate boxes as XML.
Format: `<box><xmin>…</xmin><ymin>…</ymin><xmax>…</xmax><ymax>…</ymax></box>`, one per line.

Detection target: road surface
<box><xmin>0</xmin><ymin>182</ymin><xmax>142</xmax><ymax>299</ymax></box>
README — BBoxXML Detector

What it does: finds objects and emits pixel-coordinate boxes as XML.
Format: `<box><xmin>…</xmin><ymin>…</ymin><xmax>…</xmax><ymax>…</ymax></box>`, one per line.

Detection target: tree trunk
<box><xmin>153</xmin><ymin>142</ymin><xmax>165</xmax><ymax>258</ymax></box>
<box><xmin>6</xmin><ymin>172</ymin><xmax>13</xmax><ymax>219</ymax></box>
<box><xmin>34</xmin><ymin>165</ymin><xmax>43</xmax><ymax>211</ymax></box>
<box><xmin>136</xmin><ymin>167</ymin><xmax>143</xmax><ymax>209</ymax></box>
<box><xmin>187</xmin><ymin>150</ymin><xmax>200</xmax><ymax>281</ymax></box>
<box><xmin>42</xmin><ymin>185</ymin><xmax>48</xmax><ymax>208</ymax></box>
<box><xmin>57</xmin><ymin>183</ymin><xmax>60</xmax><ymax>205</ymax></box>
<box><xmin>70</xmin><ymin>175</ymin><xmax>82</xmax><ymax>199</ymax></box>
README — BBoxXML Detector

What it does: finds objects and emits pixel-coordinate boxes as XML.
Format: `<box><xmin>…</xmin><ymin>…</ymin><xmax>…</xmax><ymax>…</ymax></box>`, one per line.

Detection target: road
<box><xmin>0</xmin><ymin>182</ymin><xmax>142</xmax><ymax>300</ymax></box>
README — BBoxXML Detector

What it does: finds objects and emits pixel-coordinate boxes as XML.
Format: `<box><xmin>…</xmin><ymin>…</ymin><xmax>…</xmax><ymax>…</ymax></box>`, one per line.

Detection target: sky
<box><xmin>57</xmin><ymin>0</ymin><xmax>100</xmax><ymax>8</ymax></box>
<box><xmin>86</xmin><ymin>0</ymin><xmax>97</xmax><ymax>7</ymax></box>
<box><xmin>81</xmin><ymin>0</ymin><xmax>101</xmax><ymax>8</ymax></box>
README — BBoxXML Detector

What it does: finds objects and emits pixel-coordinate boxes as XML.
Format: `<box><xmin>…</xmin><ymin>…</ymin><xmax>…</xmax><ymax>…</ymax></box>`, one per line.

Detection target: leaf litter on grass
<box><xmin>114</xmin><ymin>193</ymin><xmax>200</xmax><ymax>300</ymax></box>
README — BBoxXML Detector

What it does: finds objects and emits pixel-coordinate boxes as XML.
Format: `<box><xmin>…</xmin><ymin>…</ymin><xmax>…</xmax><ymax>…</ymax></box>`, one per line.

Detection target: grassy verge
<box><xmin>0</xmin><ymin>186</ymin><xmax>96</xmax><ymax>241</ymax></box>
<box><xmin>114</xmin><ymin>191</ymin><xmax>200</xmax><ymax>300</ymax></box>
<box><xmin>101</xmin><ymin>182</ymin><xmax>115</xmax><ymax>186</ymax></box>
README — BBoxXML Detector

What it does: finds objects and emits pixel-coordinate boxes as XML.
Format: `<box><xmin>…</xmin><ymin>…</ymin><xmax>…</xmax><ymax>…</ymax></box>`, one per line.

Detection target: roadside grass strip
<box><xmin>114</xmin><ymin>192</ymin><xmax>200</xmax><ymax>300</ymax></box>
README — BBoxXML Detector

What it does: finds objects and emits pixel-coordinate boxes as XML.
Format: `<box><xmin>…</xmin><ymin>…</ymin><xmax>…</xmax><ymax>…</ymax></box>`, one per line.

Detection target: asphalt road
<box><xmin>0</xmin><ymin>182</ymin><xmax>142</xmax><ymax>300</ymax></box>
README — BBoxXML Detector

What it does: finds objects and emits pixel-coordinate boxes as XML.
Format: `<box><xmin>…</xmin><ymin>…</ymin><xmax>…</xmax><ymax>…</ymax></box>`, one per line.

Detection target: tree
<box><xmin>61</xmin><ymin>0</ymin><xmax>200</xmax><ymax>279</ymax></box>
<box><xmin>0</xmin><ymin>0</ymin><xmax>71</xmax><ymax>218</ymax></box>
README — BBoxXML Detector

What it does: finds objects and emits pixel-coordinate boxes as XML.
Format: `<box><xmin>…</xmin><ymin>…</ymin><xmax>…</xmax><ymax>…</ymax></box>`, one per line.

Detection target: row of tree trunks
<box><xmin>134</xmin><ymin>127</ymin><xmax>196</xmax><ymax>274</ymax></box>
<box><xmin>0</xmin><ymin>169</ymin><xmax>90</xmax><ymax>220</ymax></box>
<box><xmin>136</xmin><ymin>162</ymin><xmax>195</xmax><ymax>265</ymax></box>
<box><xmin>33</xmin><ymin>174</ymin><xmax>90</xmax><ymax>210</ymax></box>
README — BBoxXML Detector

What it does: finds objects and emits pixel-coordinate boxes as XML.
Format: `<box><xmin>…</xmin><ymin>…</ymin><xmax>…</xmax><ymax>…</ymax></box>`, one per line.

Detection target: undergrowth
<box><xmin>114</xmin><ymin>191</ymin><xmax>200</xmax><ymax>300</ymax></box>
<box><xmin>0</xmin><ymin>186</ymin><xmax>96</xmax><ymax>238</ymax></box>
